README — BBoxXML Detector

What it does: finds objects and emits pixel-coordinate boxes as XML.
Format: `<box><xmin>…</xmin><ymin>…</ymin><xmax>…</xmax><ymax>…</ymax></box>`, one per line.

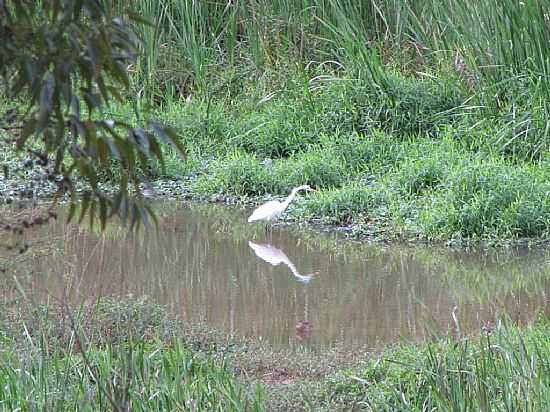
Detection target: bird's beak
<box><xmin>308</xmin><ymin>188</ymin><xmax>317</xmax><ymax>192</ymax></box>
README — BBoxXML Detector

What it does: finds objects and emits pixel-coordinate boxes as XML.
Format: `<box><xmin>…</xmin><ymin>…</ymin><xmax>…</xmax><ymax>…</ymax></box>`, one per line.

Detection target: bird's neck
<box><xmin>283</xmin><ymin>258</ymin><xmax>300</xmax><ymax>278</ymax></box>
<box><xmin>282</xmin><ymin>188</ymin><xmax>300</xmax><ymax>208</ymax></box>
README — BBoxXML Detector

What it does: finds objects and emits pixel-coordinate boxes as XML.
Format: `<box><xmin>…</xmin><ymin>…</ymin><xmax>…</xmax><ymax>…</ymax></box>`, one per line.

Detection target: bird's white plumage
<box><xmin>248</xmin><ymin>241</ymin><xmax>287</xmax><ymax>265</ymax></box>
<box><xmin>247</xmin><ymin>185</ymin><xmax>315</xmax><ymax>224</ymax></box>
<box><xmin>247</xmin><ymin>200</ymin><xmax>286</xmax><ymax>222</ymax></box>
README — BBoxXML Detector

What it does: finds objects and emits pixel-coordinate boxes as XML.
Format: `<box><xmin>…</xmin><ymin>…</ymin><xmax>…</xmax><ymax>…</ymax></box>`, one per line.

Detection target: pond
<box><xmin>6</xmin><ymin>201</ymin><xmax>550</xmax><ymax>348</ymax></box>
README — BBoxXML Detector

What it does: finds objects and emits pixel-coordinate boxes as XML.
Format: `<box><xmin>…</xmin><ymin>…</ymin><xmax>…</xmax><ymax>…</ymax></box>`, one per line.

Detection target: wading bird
<box><xmin>247</xmin><ymin>185</ymin><xmax>316</xmax><ymax>228</ymax></box>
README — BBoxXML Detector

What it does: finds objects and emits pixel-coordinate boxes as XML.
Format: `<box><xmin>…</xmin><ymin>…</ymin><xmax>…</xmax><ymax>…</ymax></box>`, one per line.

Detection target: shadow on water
<box><xmin>4</xmin><ymin>201</ymin><xmax>550</xmax><ymax>349</ymax></box>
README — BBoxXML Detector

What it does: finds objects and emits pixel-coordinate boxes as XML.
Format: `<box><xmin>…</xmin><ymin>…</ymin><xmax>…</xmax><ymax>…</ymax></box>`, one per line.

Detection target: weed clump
<box><xmin>286</xmin><ymin>320</ymin><xmax>550</xmax><ymax>412</ymax></box>
<box><xmin>286</xmin><ymin>137</ymin><xmax>550</xmax><ymax>241</ymax></box>
<box><xmin>354</xmin><ymin>73</ymin><xmax>465</xmax><ymax>137</ymax></box>
<box><xmin>419</xmin><ymin>160</ymin><xmax>550</xmax><ymax>239</ymax></box>
<box><xmin>320</xmin><ymin>131</ymin><xmax>405</xmax><ymax>174</ymax></box>
<box><xmin>193</xmin><ymin>148</ymin><xmax>348</xmax><ymax>198</ymax></box>
<box><xmin>192</xmin><ymin>151</ymin><xmax>275</xmax><ymax>197</ymax></box>
<box><xmin>233</xmin><ymin>101</ymin><xmax>321</xmax><ymax>158</ymax></box>
<box><xmin>291</xmin><ymin>182</ymin><xmax>388</xmax><ymax>225</ymax></box>
<box><xmin>272</xmin><ymin>149</ymin><xmax>347</xmax><ymax>190</ymax></box>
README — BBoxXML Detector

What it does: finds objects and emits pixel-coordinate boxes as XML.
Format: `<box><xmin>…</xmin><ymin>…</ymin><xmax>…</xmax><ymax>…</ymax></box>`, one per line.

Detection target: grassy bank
<box><xmin>124</xmin><ymin>0</ymin><xmax>550</xmax><ymax>243</ymax></box>
<box><xmin>274</xmin><ymin>317</ymin><xmax>550</xmax><ymax>411</ymax></box>
<box><xmin>0</xmin><ymin>341</ymin><xmax>263</xmax><ymax>411</ymax></box>
<box><xmin>99</xmin><ymin>70</ymin><xmax>550</xmax><ymax>243</ymax></box>
<box><xmin>0</xmin><ymin>296</ymin><xmax>263</xmax><ymax>411</ymax></box>
<box><xmin>2</xmin><ymin>295</ymin><xmax>550</xmax><ymax>411</ymax></box>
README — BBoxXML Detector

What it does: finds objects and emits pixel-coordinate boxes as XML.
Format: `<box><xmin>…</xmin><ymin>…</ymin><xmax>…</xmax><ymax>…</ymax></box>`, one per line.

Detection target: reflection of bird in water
<box><xmin>140</xmin><ymin>183</ymin><xmax>155</xmax><ymax>199</ymax></box>
<box><xmin>247</xmin><ymin>185</ymin><xmax>316</xmax><ymax>229</ymax></box>
<box><xmin>295</xmin><ymin>320</ymin><xmax>312</xmax><ymax>341</ymax></box>
<box><xmin>248</xmin><ymin>241</ymin><xmax>319</xmax><ymax>284</ymax></box>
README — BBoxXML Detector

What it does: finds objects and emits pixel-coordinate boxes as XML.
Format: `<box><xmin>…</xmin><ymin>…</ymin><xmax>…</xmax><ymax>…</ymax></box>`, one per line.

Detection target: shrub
<box><xmin>353</xmin><ymin>73</ymin><xmax>465</xmax><ymax>137</ymax></box>
<box><xmin>272</xmin><ymin>148</ymin><xmax>347</xmax><ymax>190</ymax></box>
<box><xmin>419</xmin><ymin>160</ymin><xmax>550</xmax><ymax>238</ymax></box>
<box><xmin>293</xmin><ymin>182</ymin><xmax>388</xmax><ymax>224</ymax></box>
<box><xmin>320</xmin><ymin>131</ymin><xmax>405</xmax><ymax>175</ymax></box>
<box><xmin>192</xmin><ymin>151</ymin><xmax>276</xmax><ymax>197</ymax></box>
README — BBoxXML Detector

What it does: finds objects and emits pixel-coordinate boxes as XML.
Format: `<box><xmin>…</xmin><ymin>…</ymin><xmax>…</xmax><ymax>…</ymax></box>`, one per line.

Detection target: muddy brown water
<box><xmin>5</xmin><ymin>201</ymin><xmax>550</xmax><ymax>348</ymax></box>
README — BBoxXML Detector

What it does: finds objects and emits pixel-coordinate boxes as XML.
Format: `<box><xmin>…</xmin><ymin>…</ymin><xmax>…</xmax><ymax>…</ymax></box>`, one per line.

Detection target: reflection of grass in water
<box><xmin>287</xmin><ymin>226</ymin><xmax>550</xmax><ymax>310</ymax></box>
<box><xmin>47</xmin><ymin>200</ymin><xmax>188</xmax><ymax>241</ymax></box>
<box><xmin>4</xmin><ymin>268</ymin><xmax>550</xmax><ymax>411</ymax></box>
<box><xmin>154</xmin><ymin>203</ymin><xmax>550</xmax><ymax>312</ymax></box>
<box><xmin>187</xmin><ymin>202</ymin><xmax>265</xmax><ymax>240</ymax></box>
<box><xmin>31</xmin><ymin>202</ymin><xmax>550</xmax><ymax>322</ymax></box>
<box><xmin>414</xmin><ymin>248</ymin><xmax>550</xmax><ymax>308</ymax></box>
<box><xmin>270</xmin><ymin>225</ymin><xmax>550</xmax><ymax>313</ymax></box>
<box><xmin>184</xmin><ymin>205</ymin><xmax>550</xmax><ymax>336</ymax></box>
<box><xmin>68</xmin><ymin>201</ymin><xmax>265</xmax><ymax>242</ymax></box>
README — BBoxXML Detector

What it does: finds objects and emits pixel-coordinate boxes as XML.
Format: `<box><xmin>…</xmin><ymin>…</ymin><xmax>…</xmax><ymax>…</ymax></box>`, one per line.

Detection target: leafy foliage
<box><xmin>0</xmin><ymin>0</ymin><xmax>184</xmax><ymax>236</ymax></box>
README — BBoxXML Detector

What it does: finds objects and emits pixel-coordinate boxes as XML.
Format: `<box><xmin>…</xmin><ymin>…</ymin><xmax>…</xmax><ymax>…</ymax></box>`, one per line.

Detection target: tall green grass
<box><xmin>122</xmin><ymin>1</ymin><xmax>550</xmax><ymax>88</ymax></box>
<box><xmin>13</xmin><ymin>0</ymin><xmax>545</xmax><ymax>240</ymax></box>
<box><xmin>0</xmin><ymin>295</ymin><xmax>264</xmax><ymax>411</ymax></box>
<box><xmin>119</xmin><ymin>65</ymin><xmax>550</xmax><ymax>241</ymax></box>
<box><xmin>277</xmin><ymin>319</ymin><xmax>550</xmax><ymax>411</ymax></box>
<box><xmin>423</xmin><ymin>1</ymin><xmax>550</xmax><ymax>82</ymax></box>
<box><xmin>0</xmin><ymin>339</ymin><xmax>263</xmax><ymax>411</ymax></box>
<box><xmin>115</xmin><ymin>0</ymin><xmax>550</xmax><ymax>160</ymax></box>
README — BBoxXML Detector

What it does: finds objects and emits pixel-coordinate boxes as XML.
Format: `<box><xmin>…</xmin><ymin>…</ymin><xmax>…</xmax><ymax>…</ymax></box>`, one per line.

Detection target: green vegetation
<box><xmin>3</xmin><ymin>295</ymin><xmax>550</xmax><ymax>411</ymax></box>
<box><xmin>104</xmin><ymin>0</ymin><xmax>550</xmax><ymax>242</ymax></box>
<box><xmin>274</xmin><ymin>318</ymin><xmax>550</xmax><ymax>411</ymax></box>
<box><xmin>0</xmin><ymin>0</ymin><xmax>183</xmax><ymax>235</ymax></box>
<box><xmin>0</xmin><ymin>342</ymin><xmax>263</xmax><ymax>411</ymax></box>
<box><xmin>3</xmin><ymin>1</ymin><xmax>550</xmax><ymax>410</ymax></box>
<box><xmin>0</xmin><ymin>297</ymin><xmax>263</xmax><ymax>411</ymax></box>
<box><xmin>3</xmin><ymin>0</ymin><xmax>550</xmax><ymax>242</ymax></box>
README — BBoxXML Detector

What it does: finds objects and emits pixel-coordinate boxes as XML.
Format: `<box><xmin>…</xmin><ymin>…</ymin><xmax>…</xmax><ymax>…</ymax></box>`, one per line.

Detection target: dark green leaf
<box><xmin>143</xmin><ymin>203</ymin><xmax>159</xmax><ymax>228</ymax></box>
<box><xmin>150</xmin><ymin>122</ymin><xmax>185</xmax><ymax>157</ymax></box>
<box><xmin>78</xmin><ymin>192</ymin><xmax>92</xmax><ymax>225</ymax></box>
<box><xmin>87</xmin><ymin>38</ymin><xmax>100</xmax><ymax>76</ymax></box>
<box><xmin>96</xmin><ymin>75</ymin><xmax>110</xmax><ymax>103</ymax></box>
<box><xmin>70</xmin><ymin>95</ymin><xmax>80</xmax><ymax>118</ymax></box>
<box><xmin>89</xmin><ymin>197</ymin><xmax>96</xmax><ymax>230</ymax></box>
<box><xmin>96</xmin><ymin>138</ymin><xmax>109</xmax><ymax>166</ymax></box>
<box><xmin>130</xmin><ymin>202</ymin><xmax>139</xmax><ymax>230</ymax></box>
<box><xmin>38</xmin><ymin>73</ymin><xmax>55</xmax><ymax>126</ymax></box>
<box><xmin>104</xmin><ymin>137</ymin><xmax>121</xmax><ymax>160</ymax></box>
<box><xmin>99</xmin><ymin>196</ymin><xmax>107</xmax><ymax>231</ymax></box>
<box><xmin>137</xmin><ymin>201</ymin><xmax>150</xmax><ymax>228</ymax></box>
<box><xmin>127</xmin><ymin>12</ymin><xmax>153</xmax><ymax>27</ymax></box>
<box><xmin>67</xmin><ymin>200</ymin><xmax>77</xmax><ymax>223</ymax></box>
<box><xmin>131</xmin><ymin>128</ymin><xmax>150</xmax><ymax>155</ymax></box>
<box><xmin>17</xmin><ymin>118</ymin><xmax>37</xmax><ymax>149</ymax></box>
<box><xmin>54</xmin><ymin>147</ymin><xmax>64</xmax><ymax>172</ymax></box>
<box><xmin>111</xmin><ymin>61</ymin><xmax>130</xmax><ymax>88</ymax></box>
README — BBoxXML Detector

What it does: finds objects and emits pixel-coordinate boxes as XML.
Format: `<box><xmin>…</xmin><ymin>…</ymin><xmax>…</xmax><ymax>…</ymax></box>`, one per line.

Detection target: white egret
<box><xmin>248</xmin><ymin>241</ymin><xmax>319</xmax><ymax>284</ymax></box>
<box><xmin>247</xmin><ymin>185</ymin><xmax>316</xmax><ymax>225</ymax></box>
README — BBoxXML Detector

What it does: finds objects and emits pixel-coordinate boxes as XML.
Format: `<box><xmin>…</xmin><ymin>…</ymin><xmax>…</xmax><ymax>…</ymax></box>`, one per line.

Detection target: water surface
<box><xmin>7</xmin><ymin>202</ymin><xmax>550</xmax><ymax>348</ymax></box>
